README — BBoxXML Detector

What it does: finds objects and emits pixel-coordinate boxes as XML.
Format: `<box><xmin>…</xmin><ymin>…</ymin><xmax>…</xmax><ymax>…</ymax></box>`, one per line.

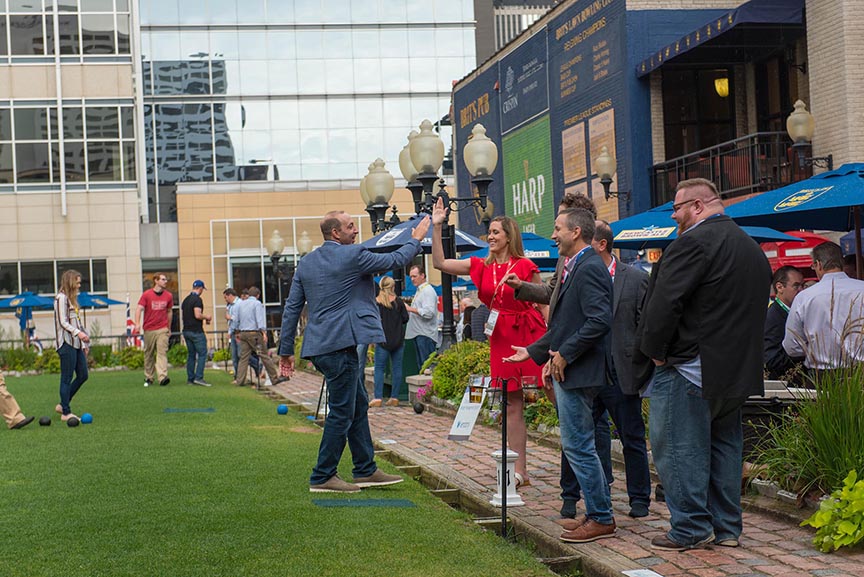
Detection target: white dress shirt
<box><xmin>783</xmin><ymin>272</ymin><xmax>864</xmax><ymax>369</ymax></box>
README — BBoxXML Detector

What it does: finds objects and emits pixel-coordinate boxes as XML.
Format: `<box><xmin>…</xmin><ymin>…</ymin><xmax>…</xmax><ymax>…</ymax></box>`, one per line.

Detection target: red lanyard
<box><xmin>491</xmin><ymin>258</ymin><xmax>517</xmax><ymax>305</ymax></box>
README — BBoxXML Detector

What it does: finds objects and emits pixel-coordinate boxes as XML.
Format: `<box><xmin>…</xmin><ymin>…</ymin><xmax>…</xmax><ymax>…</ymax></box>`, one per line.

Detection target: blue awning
<box><xmin>636</xmin><ymin>0</ymin><xmax>804</xmax><ymax>77</ymax></box>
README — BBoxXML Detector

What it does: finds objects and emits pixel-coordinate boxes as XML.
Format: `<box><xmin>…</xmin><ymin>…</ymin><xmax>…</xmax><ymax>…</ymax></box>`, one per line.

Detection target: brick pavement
<box><xmin>271</xmin><ymin>372</ymin><xmax>864</xmax><ymax>577</ymax></box>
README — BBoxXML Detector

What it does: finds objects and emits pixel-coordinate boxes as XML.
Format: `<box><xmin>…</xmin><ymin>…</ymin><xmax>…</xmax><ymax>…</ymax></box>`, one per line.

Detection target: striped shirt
<box><xmin>54</xmin><ymin>292</ymin><xmax>85</xmax><ymax>349</ymax></box>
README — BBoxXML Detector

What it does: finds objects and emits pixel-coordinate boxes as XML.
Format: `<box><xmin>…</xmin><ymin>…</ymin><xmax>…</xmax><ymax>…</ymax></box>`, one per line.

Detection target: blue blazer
<box><xmin>526</xmin><ymin>248</ymin><xmax>612</xmax><ymax>389</ymax></box>
<box><xmin>279</xmin><ymin>239</ymin><xmax>422</xmax><ymax>359</ymax></box>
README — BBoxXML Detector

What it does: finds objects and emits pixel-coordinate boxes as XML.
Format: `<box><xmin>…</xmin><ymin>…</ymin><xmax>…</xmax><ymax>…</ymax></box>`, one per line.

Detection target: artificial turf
<box><xmin>0</xmin><ymin>368</ymin><xmax>552</xmax><ymax>577</ymax></box>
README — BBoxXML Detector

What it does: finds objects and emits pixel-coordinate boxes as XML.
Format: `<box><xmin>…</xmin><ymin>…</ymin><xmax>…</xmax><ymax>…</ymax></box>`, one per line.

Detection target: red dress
<box><xmin>469</xmin><ymin>256</ymin><xmax>546</xmax><ymax>391</ymax></box>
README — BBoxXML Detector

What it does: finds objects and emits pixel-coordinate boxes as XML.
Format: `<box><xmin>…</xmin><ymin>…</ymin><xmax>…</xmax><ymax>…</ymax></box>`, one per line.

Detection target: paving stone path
<box><xmin>272</xmin><ymin>372</ymin><xmax>864</xmax><ymax>577</ymax></box>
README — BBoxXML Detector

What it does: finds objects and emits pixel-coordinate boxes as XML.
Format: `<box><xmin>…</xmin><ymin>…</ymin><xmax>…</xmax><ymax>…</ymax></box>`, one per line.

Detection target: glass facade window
<box><xmin>0</xmin><ymin>103</ymin><xmax>134</xmax><ymax>188</ymax></box>
<box><xmin>1</xmin><ymin>258</ymin><xmax>109</xmax><ymax>295</ymax></box>
<box><xmin>141</xmin><ymin>0</ymin><xmax>476</xmax><ymax>222</ymax></box>
<box><xmin>0</xmin><ymin>0</ymin><xmax>131</xmax><ymax>59</ymax></box>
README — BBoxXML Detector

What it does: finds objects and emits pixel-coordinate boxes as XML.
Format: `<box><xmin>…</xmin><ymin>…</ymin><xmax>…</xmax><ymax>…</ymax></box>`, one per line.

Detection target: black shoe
<box><xmin>655</xmin><ymin>483</ymin><xmax>665</xmax><ymax>502</ymax></box>
<box><xmin>560</xmin><ymin>499</ymin><xmax>578</xmax><ymax>519</ymax></box>
<box><xmin>159</xmin><ymin>377</ymin><xmax>170</xmax><ymax>387</ymax></box>
<box><xmin>11</xmin><ymin>416</ymin><xmax>34</xmax><ymax>429</ymax></box>
<box><xmin>629</xmin><ymin>503</ymin><xmax>650</xmax><ymax>518</ymax></box>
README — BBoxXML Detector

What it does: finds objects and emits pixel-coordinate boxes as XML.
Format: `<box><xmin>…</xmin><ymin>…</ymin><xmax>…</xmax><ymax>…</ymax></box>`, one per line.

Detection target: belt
<box><xmin>239</xmin><ymin>330</ymin><xmax>261</xmax><ymax>333</ymax></box>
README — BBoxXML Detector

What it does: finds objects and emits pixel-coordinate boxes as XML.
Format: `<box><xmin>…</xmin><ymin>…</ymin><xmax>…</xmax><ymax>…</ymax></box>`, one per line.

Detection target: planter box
<box><xmin>406</xmin><ymin>374</ymin><xmax>432</xmax><ymax>404</ymax></box>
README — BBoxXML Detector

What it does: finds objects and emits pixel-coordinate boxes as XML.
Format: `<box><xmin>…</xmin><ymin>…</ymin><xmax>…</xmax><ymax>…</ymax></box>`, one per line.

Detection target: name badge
<box><xmin>484</xmin><ymin>308</ymin><xmax>500</xmax><ymax>336</ymax></box>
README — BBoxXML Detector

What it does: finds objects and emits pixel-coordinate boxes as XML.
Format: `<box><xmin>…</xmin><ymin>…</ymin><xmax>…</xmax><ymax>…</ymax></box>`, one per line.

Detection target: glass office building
<box><xmin>139</xmin><ymin>0</ymin><xmax>477</xmax><ymax>223</ymax></box>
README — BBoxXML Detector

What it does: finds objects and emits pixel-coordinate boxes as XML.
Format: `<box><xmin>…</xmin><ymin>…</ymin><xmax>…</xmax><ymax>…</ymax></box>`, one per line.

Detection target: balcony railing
<box><xmin>652</xmin><ymin>132</ymin><xmax>807</xmax><ymax>206</ymax></box>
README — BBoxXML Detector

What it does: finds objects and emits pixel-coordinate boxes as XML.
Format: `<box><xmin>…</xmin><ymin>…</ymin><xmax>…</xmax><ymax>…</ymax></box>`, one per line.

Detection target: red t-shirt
<box><xmin>138</xmin><ymin>289</ymin><xmax>174</xmax><ymax>331</ymax></box>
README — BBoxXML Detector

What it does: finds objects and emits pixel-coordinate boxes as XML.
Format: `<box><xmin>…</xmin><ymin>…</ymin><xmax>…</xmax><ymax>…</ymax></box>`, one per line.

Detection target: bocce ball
<box><xmin>66</xmin><ymin>416</ymin><xmax>80</xmax><ymax>428</ymax></box>
<box><xmin>413</xmin><ymin>402</ymin><xmax>425</xmax><ymax>414</ymax></box>
<box><xmin>81</xmin><ymin>413</ymin><xmax>93</xmax><ymax>424</ymax></box>
<box><xmin>39</xmin><ymin>416</ymin><xmax>51</xmax><ymax>426</ymax></box>
<box><xmin>277</xmin><ymin>404</ymin><xmax>288</xmax><ymax>415</ymax></box>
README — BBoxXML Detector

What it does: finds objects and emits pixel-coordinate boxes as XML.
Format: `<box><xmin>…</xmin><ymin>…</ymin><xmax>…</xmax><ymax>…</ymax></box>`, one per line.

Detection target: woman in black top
<box><xmin>370</xmin><ymin>277</ymin><xmax>409</xmax><ymax>407</ymax></box>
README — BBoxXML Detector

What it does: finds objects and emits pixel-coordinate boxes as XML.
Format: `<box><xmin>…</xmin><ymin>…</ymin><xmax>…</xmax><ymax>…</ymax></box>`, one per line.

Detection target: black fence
<box><xmin>652</xmin><ymin>132</ymin><xmax>808</xmax><ymax>206</ymax></box>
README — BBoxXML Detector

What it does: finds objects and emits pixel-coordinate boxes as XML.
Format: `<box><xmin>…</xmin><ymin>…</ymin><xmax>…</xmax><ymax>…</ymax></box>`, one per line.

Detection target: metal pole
<box><xmin>439</xmin><ymin>190</ymin><xmax>456</xmax><ymax>352</ymax></box>
<box><xmin>855</xmin><ymin>206</ymin><xmax>862</xmax><ymax>280</ymax></box>
<box><xmin>500</xmin><ymin>378</ymin><xmax>508</xmax><ymax>538</ymax></box>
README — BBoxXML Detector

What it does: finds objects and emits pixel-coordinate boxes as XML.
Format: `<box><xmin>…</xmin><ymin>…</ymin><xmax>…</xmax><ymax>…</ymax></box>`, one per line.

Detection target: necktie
<box><xmin>561</xmin><ymin>256</ymin><xmax>573</xmax><ymax>283</ymax></box>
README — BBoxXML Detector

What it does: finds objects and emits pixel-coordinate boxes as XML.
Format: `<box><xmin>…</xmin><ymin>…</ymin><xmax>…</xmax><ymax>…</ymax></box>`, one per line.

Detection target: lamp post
<box><xmin>786</xmin><ymin>100</ymin><xmax>834</xmax><ymax>171</ymax></box>
<box><xmin>361</xmin><ymin>159</ymin><xmax>405</xmax><ymax>293</ymax></box>
<box><xmin>595</xmin><ymin>146</ymin><xmax>630</xmax><ymax>201</ymax></box>
<box><xmin>267</xmin><ymin>229</ymin><xmax>287</xmax><ymax>306</ymax></box>
<box><xmin>416</xmin><ymin>122</ymin><xmax>496</xmax><ymax>352</ymax></box>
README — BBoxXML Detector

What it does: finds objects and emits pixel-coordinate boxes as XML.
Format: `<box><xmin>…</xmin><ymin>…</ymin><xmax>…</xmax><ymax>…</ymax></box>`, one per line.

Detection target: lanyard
<box><xmin>608</xmin><ymin>257</ymin><xmax>617</xmax><ymax>278</ymax></box>
<box><xmin>774</xmin><ymin>298</ymin><xmax>790</xmax><ymax>313</ymax></box>
<box><xmin>491</xmin><ymin>258</ymin><xmax>518</xmax><ymax>304</ymax></box>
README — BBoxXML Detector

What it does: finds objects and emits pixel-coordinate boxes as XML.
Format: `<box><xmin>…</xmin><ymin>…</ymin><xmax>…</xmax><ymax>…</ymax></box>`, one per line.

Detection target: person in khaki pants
<box><xmin>232</xmin><ymin>286</ymin><xmax>285</xmax><ymax>388</ymax></box>
<box><xmin>1</xmin><ymin>374</ymin><xmax>34</xmax><ymax>430</ymax></box>
<box><xmin>135</xmin><ymin>273</ymin><xmax>174</xmax><ymax>387</ymax></box>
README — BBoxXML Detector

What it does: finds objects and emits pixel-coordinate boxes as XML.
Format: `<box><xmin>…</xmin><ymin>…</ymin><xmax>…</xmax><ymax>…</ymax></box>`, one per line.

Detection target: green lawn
<box><xmin>1</xmin><ymin>368</ymin><xmax>551</xmax><ymax>577</ymax></box>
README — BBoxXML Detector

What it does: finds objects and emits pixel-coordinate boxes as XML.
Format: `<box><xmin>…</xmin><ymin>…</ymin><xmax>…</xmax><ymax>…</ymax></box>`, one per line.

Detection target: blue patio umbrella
<box><xmin>840</xmin><ymin>230</ymin><xmax>864</xmax><ymax>257</ymax></box>
<box><xmin>0</xmin><ymin>291</ymin><xmax>54</xmax><ymax>309</ymax></box>
<box><xmin>724</xmin><ymin>163</ymin><xmax>864</xmax><ymax>276</ymax></box>
<box><xmin>77</xmin><ymin>292</ymin><xmax>124</xmax><ymax>308</ymax></box>
<box><xmin>362</xmin><ymin>216</ymin><xmax>487</xmax><ymax>254</ymax></box>
<box><xmin>610</xmin><ymin>203</ymin><xmax>804</xmax><ymax>249</ymax></box>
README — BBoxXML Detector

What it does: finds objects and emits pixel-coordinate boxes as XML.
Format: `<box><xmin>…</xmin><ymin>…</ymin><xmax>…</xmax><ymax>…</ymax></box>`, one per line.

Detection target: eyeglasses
<box><xmin>783</xmin><ymin>282</ymin><xmax>804</xmax><ymax>290</ymax></box>
<box><xmin>671</xmin><ymin>198</ymin><xmax>699</xmax><ymax>213</ymax></box>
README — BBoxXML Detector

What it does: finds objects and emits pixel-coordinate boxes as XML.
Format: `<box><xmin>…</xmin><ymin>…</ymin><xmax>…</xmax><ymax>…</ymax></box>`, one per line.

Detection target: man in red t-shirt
<box><xmin>135</xmin><ymin>273</ymin><xmax>174</xmax><ymax>387</ymax></box>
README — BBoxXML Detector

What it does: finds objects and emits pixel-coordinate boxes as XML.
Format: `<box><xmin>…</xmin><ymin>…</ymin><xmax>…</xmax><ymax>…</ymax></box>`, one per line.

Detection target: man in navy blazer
<box><xmin>505</xmin><ymin>208</ymin><xmax>615</xmax><ymax>544</ymax></box>
<box><xmin>279</xmin><ymin>210</ymin><xmax>430</xmax><ymax>493</ymax></box>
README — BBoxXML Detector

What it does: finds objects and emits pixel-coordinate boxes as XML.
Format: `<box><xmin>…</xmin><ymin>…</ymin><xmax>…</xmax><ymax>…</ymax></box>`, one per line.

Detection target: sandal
<box><xmin>514</xmin><ymin>473</ymin><xmax>531</xmax><ymax>488</ymax></box>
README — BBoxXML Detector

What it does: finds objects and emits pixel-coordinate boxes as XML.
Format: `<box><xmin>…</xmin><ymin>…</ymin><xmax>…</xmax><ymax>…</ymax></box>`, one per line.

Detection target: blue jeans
<box><xmin>561</xmin><ymin>408</ymin><xmax>613</xmax><ymax>504</ymax></box>
<box><xmin>650</xmin><ymin>365</ymin><xmax>746</xmax><ymax>545</ymax></box>
<box><xmin>373</xmin><ymin>345</ymin><xmax>404</xmax><ymax>400</ymax></box>
<box><xmin>554</xmin><ymin>381</ymin><xmax>613</xmax><ymax>524</ymax></box>
<box><xmin>412</xmin><ymin>336</ymin><xmax>437</xmax><ymax>370</ymax></box>
<box><xmin>230</xmin><ymin>334</ymin><xmax>259</xmax><ymax>377</ymax></box>
<box><xmin>566</xmin><ymin>383</ymin><xmax>651</xmax><ymax>508</ymax></box>
<box><xmin>309</xmin><ymin>348</ymin><xmax>377</xmax><ymax>485</ymax></box>
<box><xmin>58</xmin><ymin>343</ymin><xmax>88</xmax><ymax>416</ymax></box>
<box><xmin>183</xmin><ymin>331</ymin><xmax>207</xmax><ymax>382</ymax></box>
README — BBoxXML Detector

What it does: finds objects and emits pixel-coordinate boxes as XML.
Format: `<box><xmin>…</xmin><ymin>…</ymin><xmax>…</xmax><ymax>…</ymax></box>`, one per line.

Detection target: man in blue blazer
<box><xmin>505</xmin><ymin>208</ymin><xmax>615</xmax><ymax>543</ymax></box>
<box><xmin>279</xmin><ymin>210</ymin><xmax>430</xmax><ymax>493</ymax></box>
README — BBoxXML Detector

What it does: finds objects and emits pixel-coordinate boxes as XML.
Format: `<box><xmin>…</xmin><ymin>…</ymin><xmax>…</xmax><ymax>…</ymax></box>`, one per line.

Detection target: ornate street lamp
<box><xmin>360</xmin><ymin>159</ymin><xmax>404</xmax><ymax>292</ymax></box>
<box><xmin>267</xmin><ymin>229</ymin><xmax>287</xmax><ymax>306</ymax></box>
<box><xmin>409</xmin><ymin>119</ymin><xmax>446</xmax><ymax>212</ymax></box>
<box><xmin>786</xmin><ymin>100</ymin><xmax>834</xmax><ymax>171</ymax></box>
<box><xmin>595</xmin><ymin>146</ymin><xmax>630</xmax><ymax>201</ymax></box>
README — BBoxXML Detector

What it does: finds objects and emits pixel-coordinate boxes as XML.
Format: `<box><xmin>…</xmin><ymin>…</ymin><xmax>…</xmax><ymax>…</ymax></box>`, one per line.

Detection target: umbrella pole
<box><xmin>855</xmin><ymin>207</ymin><xmax>863</xmax><ymax>280</ymax></box>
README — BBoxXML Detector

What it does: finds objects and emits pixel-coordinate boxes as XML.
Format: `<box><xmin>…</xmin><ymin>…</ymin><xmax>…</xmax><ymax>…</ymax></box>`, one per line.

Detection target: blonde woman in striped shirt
<box><xmin>54</xmin><ymin>269</ymin><xmax>90</xmax><ymax>422</ymax></box>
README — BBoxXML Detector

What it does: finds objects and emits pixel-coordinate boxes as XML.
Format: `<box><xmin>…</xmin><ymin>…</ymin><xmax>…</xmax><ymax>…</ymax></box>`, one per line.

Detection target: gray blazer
<box><xmin>279</xmin><ymin>239</ymin><xmax>421</xmax><ymax>359</ymax></box>
<box><xmin>609</xmin><ymin>259</ymin><xmax>649</xmax><ymax>395</ymax></box>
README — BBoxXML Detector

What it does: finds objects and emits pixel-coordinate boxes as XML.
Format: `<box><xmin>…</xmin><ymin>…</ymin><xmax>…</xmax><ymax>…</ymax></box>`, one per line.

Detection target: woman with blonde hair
<box><xmin>54</xmin><ymin>269</ymin><xmax>90</xmax><ymax>421</ymax></box>
<box><xmin>370</xmin><ymin>276</ymin><xmax>409</xmax><ymax>407</ymax></box>
<box><xmin>431</xmin><ymin>198</ymin><xmax>546</xmax><ymax>487</ymax></box>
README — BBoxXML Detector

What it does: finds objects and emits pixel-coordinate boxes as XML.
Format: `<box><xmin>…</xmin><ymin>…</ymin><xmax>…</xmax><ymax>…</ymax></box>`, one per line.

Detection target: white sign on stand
<box><xmin>447</xmin><ymin>385</ymin><xmax>487</xmax><ymax>441</ymax></box>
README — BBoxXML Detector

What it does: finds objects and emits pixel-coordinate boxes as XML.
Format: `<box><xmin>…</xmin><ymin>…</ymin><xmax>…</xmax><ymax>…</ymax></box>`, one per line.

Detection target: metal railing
<box><xmin>652</xmin><ymin>132</ymin><xmax>805</xmax><ymax>206</ymax></box>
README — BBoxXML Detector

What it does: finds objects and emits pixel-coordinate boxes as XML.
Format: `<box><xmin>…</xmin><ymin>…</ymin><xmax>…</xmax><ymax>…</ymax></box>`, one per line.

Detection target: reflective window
<box><xmin>0</xmin><ymin>263</ymin><xmax>20</xmax><ymax>296</ymax></box>
<box><xmin>296</xmin><ymin>60</ymin><xmax>325</xmax><ymax>94</ymax></box>
<box><xmin>15</xmin><ymin>108</ymin><xmax>50</xmax><ymax>140</ymax></box>
<box><xmin>237</xmin><ymin>0</ymin><xmax>265</xmax><ymax>23</ymax></box>
<box><xmin>238</xmin><ymin>30</ymin><xmax>266</xmax><ymax>61</ymax></box>
<box><xmin>46</xmin><ymin>14</ymin><xmax>80</xmax><ymax>55</ymax></box>
<box><xmin>9</xmin><ymin>15</ymin><xmax>45</xmax><ymax>55</ymax></box>
<box><xmin>353</xmin><ymin>59</ymin><xmax>382</xmax><ymax>93</ymax></box>
<box><xmin>239</xmin><ymin>60</ymin><xmax>268</xmax><ymax>93</ymax></box>
<box><xmin>145</xmin><ymin>0</ymin><xmax>179</xmax><ymax>25</ymax></box>
<box><xmin>325</xmin><ymin>59</ymin><xmax>354</xmax><ymax>94</ymax></box>
<box><xmin>0</xmin><ymin>17</ymin><xmax>7</xmax><ymax>56</ymax></box>
<box><xmin>20</xmin><ymin>262</ymin><xmax>54</xmax><ymax>295</ymax></box>
<box><xmin>209</xmin><ymin>0</ymin><xmax>238</xmax><ymax>24</ymax></box>
<box><xmin>298</xmin><ymin>101</ymin><xmax>327</xmax><ymax>129</ymax></box>
<box><xmin>323</xmin><ymin>30</ymin><xmax>352</xmax><ymax>59</ymax></box>
<box><xmin>0</xmin><ymin>110</ymin><xmax>10</xmax><ymax>140</ymax></box>
<box><xmin>328</xmin><ymin>129</ymin><xmax>356</xmax><ymax>163</ymax></box>
<box><xmin>351</xmin><ymin>30</ymin><xmax>378</xmax><ymax>59</ymax></box>
<box><xmin>409</xmin><ymin>58</ymin><xmax>438</xmax><ymax>92</ymax></box>
<box><xmin>409</xmin><ymin>29</ymin><xmax>436</xmax><ymax>57</ymax></box>
<box><xmin>296</xmin><ymin>30</ymin><xmax>323</xmax><ymax>59</ymax></box>
<box><xmin>327</xmin><ymin>99</ymin><xmax>354</xmax><ymax>128</ymax></box>
<box><xmin>271</xmin><ymin>130</ymin><xmax>300</xmax><ymax>163</ymax></box>
<box><xmin>178</xmin><ymin>0</ymin><xmax>207</xmax><ymax>24</ymax></box>
<box><xmin>380</xmin><ymin>59</ymin><xmax>410</xmax><ymax>92</ymax></box>
<box><xmin>354</xmin><ymin>100</ymin><xmax>383</xmax><ymax>129</ymax></box>
<box><xmin>350</xmin><ymin>0</ymin><xmax>377</xmax><ymax>23</ymax></box>
<box><xmin>300</xmin><ymin>130</ymin><xmax>326</xmax><ymax>163</ymax></box>
<box><xmin>179</xmin><ymin>30</ymin><xmax>208</xmax><ymax>61</ymax></box>
<box><xmin>294</xmin><ymin>0</ymin><xmax>322</xmax><ymax>23</ymax></box>
<box><xmin>270</xmin><ymin>101</ymin><xmax>299</xmax><ymax>130</ymax></box>
<box><xmin>80</xmin><ymin>13</ymin><xmax>114</xmax><ymax>54</ymax></box>
<box><xmin>266</xmin><ymin>0</ymin><xmax>293</xmax><ymax>23</ymax></box>
<box><xmin>268</xmin><ymin>60</ymin><xmax>298</xmax><ymax>93</ymax></box>
<box><xmin>0</xmin><ymin>144</ymin><xmax>13</xmax><ymax>184</ymax></box>
<box><xmin>208</xmin><ymin>30</ymin><xmax>239</xmax><ymax>60</ymax></box>
<box><xmin>267</xmin><ymin>31</ymin><xmax>296</xmax><ymax>61</ymax></box>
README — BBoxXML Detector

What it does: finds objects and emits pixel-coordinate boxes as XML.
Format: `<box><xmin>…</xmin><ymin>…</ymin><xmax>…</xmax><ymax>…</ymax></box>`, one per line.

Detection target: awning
<box><xmin>636</xmin><ymin>0</ymin><xmax>804</xmax><ymax>77</ymax></box>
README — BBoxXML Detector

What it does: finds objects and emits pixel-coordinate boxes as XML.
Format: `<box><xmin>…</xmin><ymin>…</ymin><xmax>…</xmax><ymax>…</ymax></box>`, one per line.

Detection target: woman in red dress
<box><xmin>431</xmin><ymin>197</ymin><xmax>546</xmax><ymax>486</ymax></box>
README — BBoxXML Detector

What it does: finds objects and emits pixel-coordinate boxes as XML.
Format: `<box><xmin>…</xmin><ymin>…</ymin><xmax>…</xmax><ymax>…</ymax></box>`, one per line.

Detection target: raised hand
<box><xmin>432</xmin><ymin>196</ymin><xmax>448</xmax><ymax>226</ymax></box>
<box><xmin>411</xmin><ymin>215</ymin><xmax>431</xmax><ymax>241</ymax></box>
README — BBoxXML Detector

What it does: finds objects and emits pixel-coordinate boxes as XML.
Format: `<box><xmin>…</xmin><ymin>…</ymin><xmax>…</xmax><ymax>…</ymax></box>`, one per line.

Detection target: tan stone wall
<box><xmin>805</xmin><ymin>0</ymin><xmax>864</xmax><ymax>168</ymax></box>
<box><xmin>0</xmin><ymin>64</ymin><xmax>134</xmax><ymax>99</ymax></box>
<box><xmin>0</xmin><ymin>190</ymin><xmax>142</xmax><ymax>339</ymax></box>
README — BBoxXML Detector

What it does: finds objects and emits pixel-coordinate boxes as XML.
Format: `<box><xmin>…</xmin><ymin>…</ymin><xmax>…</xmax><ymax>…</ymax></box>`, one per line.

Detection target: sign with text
<box><xmin>500</xmin><ymin>29</ymin><xmax>550</xmax><ymax>134</ymax></box>
<box><xmin>453</xmin><ymin>65</ymin><xmax>505</xmax><ymax>239</ymax></box>
<box><xmin>448</xmin><ymin>386</ymin><xmax>487</xmax><ymax>441</ymax></box>
<box><xmin>502</xmin><ymin>115</ymin><xmax>555</xmax><ymax>238</ymax></box>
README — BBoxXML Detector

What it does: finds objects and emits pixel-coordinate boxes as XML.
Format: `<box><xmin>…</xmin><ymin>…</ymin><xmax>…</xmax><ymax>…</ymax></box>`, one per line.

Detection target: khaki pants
<box><xmin>0</xmin><ymin>374</ymin><xmax>26</xmax><ymax>429</ymax></box>
<box><xmin>236</xmin><ymin>332</ymin><xmax>278</xmax><ymax>385</ymax></box>
<box><xmin>143</xmin><ymin>327</ymin><xmax>170</xmax><ymax>382</ymax></box>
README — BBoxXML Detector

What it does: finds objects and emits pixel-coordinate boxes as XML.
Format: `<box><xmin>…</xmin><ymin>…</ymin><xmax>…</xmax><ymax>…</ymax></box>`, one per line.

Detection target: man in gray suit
<box><xmin>279</xmin><ymin>210</ymin><xmax>430</xmax><ymax>493</ymax></box>
<box><xmin>505</xmin><ymin>209</ymin><xmax>615</xmax><ymax>543</ymax></box>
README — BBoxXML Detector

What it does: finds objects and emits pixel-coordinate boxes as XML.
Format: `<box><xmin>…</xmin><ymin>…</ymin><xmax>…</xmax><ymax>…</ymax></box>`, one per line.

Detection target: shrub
<box><xmin>754</xmin><ymin>364</ymin><xmax>864</xmax><ymax>495</ymax></box>
<box><xmin>167</xmin><ymin>343</ymin><xmax>188</xmax><ymax>367</ymax></box>
<box><xmin>88</xmin><ymin>344</ymin><xmax>115</xmax><ymax>368</ymax></box>
<box><xmin>523</xmin><ymin>396</ymin><xmax>559</xmax><ymax>429</ymax></box>
<box><xmin>431</xmin><ymin>341</ymin><xmax>490</xmax><ymax>402</ymax></box>
<box><xmin>34</xmin><ymin>348</ymin><xmax>61</xmax><ymax>373</ymax></box>
<box><xmin>213</xmin><ymin>348</ymin><xmax>231</xmax><ymax>363</ymax></box>
<box><xmin>802</xmin><ymin>470</ymin><xmax>864</xmax><ymax>552</ymax></box>
<box><xmin>0</xmin><ymin>347</ymin><xmax>38</xmax><ymax>371</ymax></box>
<box><xmin>116</xmin><ymin>346</ymin><xmax>144</xmax><ymax>369</ymax></box>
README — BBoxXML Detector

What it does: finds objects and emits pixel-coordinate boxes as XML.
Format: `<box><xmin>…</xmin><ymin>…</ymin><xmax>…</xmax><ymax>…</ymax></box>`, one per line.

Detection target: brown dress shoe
<box><xmin>557</xmin><ymin>515</ymin><xmax>589</xmax><ymax>531</ymax></box>
<box><xmin>560</xmin><ymin>518</ymin><xmax>616</xmax><ymax>543</ymax></box>
<box><xmin>368</xmin><ymin>399</ymin><xmax>383</xmax><ymax>407</ymax></box>
<box><xmin>385</xmin><ymin>398</ymin><xmax>399</xmax><ymax>407</ymax></box>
